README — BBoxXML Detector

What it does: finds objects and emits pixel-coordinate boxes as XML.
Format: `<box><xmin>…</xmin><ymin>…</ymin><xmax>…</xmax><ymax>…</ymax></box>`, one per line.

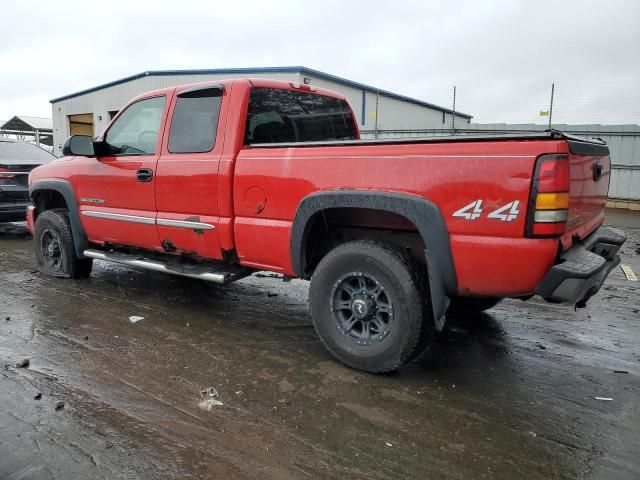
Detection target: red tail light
<box><xmin>0</xmin><ymin>167</ymin><xmax>15</xmax><ymax>179</ymax></box>
<box><xmin>526</xmin><ymin>154</ymin><xmax>570</xmax><ymax>237</ymax></box>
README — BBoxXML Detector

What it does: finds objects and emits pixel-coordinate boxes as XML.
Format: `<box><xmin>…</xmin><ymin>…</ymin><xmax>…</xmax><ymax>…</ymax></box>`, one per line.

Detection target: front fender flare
<box><xmin>30</xmin><ymin>180</ymin><xmax>89</xmax><ymax>258</ymax></box>
<box><xmin>290</xmin><ymin>190</ymin><xmax>457</xmax><ymax>329</ymax></box>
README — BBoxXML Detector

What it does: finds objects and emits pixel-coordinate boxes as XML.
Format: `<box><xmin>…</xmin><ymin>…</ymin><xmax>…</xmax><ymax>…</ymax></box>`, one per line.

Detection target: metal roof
<box><xmin>1</xmin><ymin>115</ymin><xmax>52</xmax><ymax>131</ymax></box>
<box><xmin>49</xmin><ymin>66</ymin><xmax>472</xmax><ymax>119</ymax></box>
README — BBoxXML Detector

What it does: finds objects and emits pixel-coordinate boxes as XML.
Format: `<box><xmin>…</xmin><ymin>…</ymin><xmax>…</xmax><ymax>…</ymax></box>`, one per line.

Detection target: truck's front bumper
<box><xmin>0</xmin><ymin>186</ymin><xmax>30</xmax><ymax>223</ymax></box>
<box><xmin>0</xmin><ymin>203</ymin><xmax>30</xmax><ymax>223</ymax></box>
<box><xmin>535</xmin><ymin>226</ymin><xmax>626</xmax><ymax>304</ymax></box>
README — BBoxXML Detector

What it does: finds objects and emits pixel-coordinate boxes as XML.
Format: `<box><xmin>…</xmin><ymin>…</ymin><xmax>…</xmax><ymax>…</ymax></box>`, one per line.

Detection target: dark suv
<box><xmin>0</xmin><ymin>140</ymin><xmax>55</xmax><ymax>222</ymax></box>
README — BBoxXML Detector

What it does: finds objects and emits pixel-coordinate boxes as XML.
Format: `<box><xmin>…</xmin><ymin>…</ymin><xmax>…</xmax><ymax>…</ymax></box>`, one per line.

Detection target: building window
<box><xmin>168</xmin><ymin>87</ymin><xmax>222</xmax><ymax>154</ymax></box>
<box><xmin>442</xmin><ymin>111</ymin><xmax>445</xmax><ymax>124</ymax></box>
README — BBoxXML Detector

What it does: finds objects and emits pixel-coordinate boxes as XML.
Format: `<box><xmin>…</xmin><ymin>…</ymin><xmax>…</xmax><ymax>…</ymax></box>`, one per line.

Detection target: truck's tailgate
<box><xmin>561</xmin><ymin>137</ymin><xmax>611</xmax><ymax>249</ymax></box>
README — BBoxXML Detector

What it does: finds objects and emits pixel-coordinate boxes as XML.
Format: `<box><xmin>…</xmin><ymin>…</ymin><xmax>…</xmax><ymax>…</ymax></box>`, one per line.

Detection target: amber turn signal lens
<box><xmin>535</xmin><ymin>192</ymin><xmax>569</xmax><ymax>210</ymax></box>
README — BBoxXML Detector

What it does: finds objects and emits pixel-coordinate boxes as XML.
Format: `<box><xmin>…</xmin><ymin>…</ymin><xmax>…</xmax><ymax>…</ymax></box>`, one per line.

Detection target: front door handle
<box><xmin>136</xmin><ymin>168</ymin><xmax>153</xmax><ymax>182</ymax></box>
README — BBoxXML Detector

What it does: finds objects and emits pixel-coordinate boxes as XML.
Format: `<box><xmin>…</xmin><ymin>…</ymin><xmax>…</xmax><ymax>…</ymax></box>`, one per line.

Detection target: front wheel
<box><xmin>34</xmin><ymin>209</ymin><xmax>93</xmax><ymax>279</ymax></box>
<box><xmin>309</xmin><ymin>241</ymin><xmax>431</xmax><ymax>373</ymax></box>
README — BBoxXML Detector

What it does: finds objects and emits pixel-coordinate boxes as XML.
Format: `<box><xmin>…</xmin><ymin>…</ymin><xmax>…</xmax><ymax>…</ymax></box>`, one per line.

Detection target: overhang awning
<box><xmin>0</xmin><ymin>116</ymin><xmax>53</xmax><ymax>146</ymax></box>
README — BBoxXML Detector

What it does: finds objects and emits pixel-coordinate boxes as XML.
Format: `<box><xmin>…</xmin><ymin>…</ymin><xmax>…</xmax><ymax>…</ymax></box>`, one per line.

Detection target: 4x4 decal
<box><xmin>453</xmin><ymin>200</ymin><xmax>520</xmax><ymax>222</ymax></box>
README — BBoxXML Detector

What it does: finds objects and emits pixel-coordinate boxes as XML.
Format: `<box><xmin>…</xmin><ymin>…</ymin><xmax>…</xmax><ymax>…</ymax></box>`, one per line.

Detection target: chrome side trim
<box><xmin>81</xmin><ymin>210</ymin><xmax>155</xmax><ymax>225</ymax></box>
<box><xmin>83</xmin><ymin>249</ymin><xmax>228</xmax><ymax>284</ymax></box>
<box><xmin>156</xmin><ymin>218</ymin><xmax>215</xmax><ymax>230</ymax></box>
<box><xmin>81</xmin><ymin>211</ymin><xmax>215</xmax><ymax>230</ymax></box>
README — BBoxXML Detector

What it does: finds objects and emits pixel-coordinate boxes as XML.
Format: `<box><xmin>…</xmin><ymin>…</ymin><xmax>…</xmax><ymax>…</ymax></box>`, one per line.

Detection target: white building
<box><xmin>50</xmin><ymin>66</ymin><xmax>472</xmax><ymax>154</ymax></box>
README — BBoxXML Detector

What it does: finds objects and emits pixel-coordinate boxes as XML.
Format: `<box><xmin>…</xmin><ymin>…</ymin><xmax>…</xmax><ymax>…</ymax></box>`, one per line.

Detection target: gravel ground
<box><xmin>1</xmin><ymin>211</ymin><xmax>639</xmax><ymax>479</ymax></box>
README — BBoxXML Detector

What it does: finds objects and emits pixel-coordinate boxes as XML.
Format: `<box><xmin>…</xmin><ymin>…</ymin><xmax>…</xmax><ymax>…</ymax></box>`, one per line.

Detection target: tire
<box><xmin>447</xmin><ymin>296</ymin><xmax>502</xmax><ymax>316</ymax></box>
<box><xmin>34</xmin><ymin>209</ymin><xmax>93</xmax><ymax>279</ymax></box>
<box><xmin>309</xmin><ymin>240</ymin><xmax>432</xmax><ymax>373</ymax></box>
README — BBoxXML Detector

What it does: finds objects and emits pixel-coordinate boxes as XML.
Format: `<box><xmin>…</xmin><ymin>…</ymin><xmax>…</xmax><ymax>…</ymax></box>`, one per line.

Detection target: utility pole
<box><xmin>374</xmin><ymin>89</ymin><xmax>380</xmax><ymax>139</ymax></box>
<box><xmin>451</xmin><ymin>85</ymin><xmax>457</xmax><ymax>134</ymax></box>
<box><xmin>548</xmin><ymin>83</ymin><xmax>555</xmax><ymax>129</ymax></box>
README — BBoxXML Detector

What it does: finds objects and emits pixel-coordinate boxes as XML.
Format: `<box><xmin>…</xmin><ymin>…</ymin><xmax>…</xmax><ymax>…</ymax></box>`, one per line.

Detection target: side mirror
<box><xmin>62</xmin><ymin>135</ymin><xmax>95</xmax><ymax>157</ymax></box>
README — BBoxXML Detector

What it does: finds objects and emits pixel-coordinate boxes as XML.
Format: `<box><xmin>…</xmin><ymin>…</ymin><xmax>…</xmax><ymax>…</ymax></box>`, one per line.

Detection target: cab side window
<box><xmin>104</xmin><ymin>96</ymin><xmax>165</xmax><ymax>155</ymax></box>
<box><xmin>245</xmin><ymin>88</ymin><xmax>357</xmax><ymax>144</ymax></box>
<box><xmin>168</xmin><ymin>87</ymin><xmax>222</xmax><ymax>154</ymax></box>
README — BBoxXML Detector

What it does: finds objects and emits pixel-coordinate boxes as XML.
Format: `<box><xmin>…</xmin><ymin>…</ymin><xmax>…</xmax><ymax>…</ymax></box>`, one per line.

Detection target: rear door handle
<box><xmin>136</xmin><ymin>168</ymin><xmax>153</xmax><ymax>182</ymax></box>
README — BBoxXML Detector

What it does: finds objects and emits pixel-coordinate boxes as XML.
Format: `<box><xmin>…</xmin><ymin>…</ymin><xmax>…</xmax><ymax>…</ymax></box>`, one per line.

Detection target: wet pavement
<box><xmin>1</xmin><ymin>212</ymin><xmax>639</xmax><ymax>479</ymax></box>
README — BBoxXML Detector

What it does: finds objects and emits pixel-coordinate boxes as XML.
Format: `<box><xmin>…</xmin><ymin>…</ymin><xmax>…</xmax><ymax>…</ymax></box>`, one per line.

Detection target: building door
<box><xmin>68</xmin><ymin>114</ymin><xmax>94</xmax><ymax>137</ymax></box>
<box><xmin>77</xmin><ymin>95</ymin><xmax>168</xmax><ymax>250</ymax></box>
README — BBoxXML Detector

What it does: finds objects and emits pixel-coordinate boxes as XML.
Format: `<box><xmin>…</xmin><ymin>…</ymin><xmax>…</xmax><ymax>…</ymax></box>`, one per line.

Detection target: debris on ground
<box><xmin>594</xmin><ymin>397</ymin><xmax>613</xmax><ymax>401</ymax></box>
<box><xmin>55</xmin><ymin>401</ymin><xmax>65</xmax><ymax>410</ymax></box>
<box><xmin>34</xmin><ymin>393</ymin><xmax>42</xmax><ymax>400</ymax></box>
<box><xmin>620</xmin><ymin>264</ymin><xmax>638</xmax><ymax>281</ymax></box>
<box><xmin>255</xmin><ymin>273</ymin><xmax>283</xmax><ymax>279</ymax></box>
<box><xmin>385</xmin><ymin>442</ymin><xmax>393</xmax><ymax>447</ymax></box>
<box><xmin>199</xmin><ymin>387</ymin><xmax>223</xmax><ymax>410</ymax></box>
<box><xmin>202</xmin><ymin>387</ymin><xmax>219</xmax><ymax>398</ymax></box>
<box><xmin>5</xmin><ymin>316</ymin><xmax>10</xmax><ymax>321</ymax></box>
<box><xmin>613</xmin><ymin>370</ymin><xmax>629</xmax><ymax>374</ymax></box>
<box><xmin>129</xmin><ymin>316</ymin><xmax>144</xmax><ymax>323</ymax></box>
<box><xmin>15</xmin><ymin>358</ymin><xmax>30</xmax><ymax>368</ymax></box>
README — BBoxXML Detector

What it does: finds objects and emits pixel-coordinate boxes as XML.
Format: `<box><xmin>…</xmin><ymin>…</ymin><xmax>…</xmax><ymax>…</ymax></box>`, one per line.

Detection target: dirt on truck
<box><xmin>27</xmin><ymin>78</ymin><xmax>625</xmax><ymax>372</ymax></box>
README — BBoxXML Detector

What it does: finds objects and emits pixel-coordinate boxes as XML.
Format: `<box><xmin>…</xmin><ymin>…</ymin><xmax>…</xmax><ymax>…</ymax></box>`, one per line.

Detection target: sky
<box><xmin>1</xmin><ymin>0</ymin><xmax>639</xmax><ymax>125</ymax></box>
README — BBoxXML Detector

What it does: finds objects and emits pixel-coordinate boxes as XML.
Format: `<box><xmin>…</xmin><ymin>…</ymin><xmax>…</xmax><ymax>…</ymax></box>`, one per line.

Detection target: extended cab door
<box><xmin>154</xmin><ymin>84</ymin><xmax>227</xmax><ymax>260</ymax></box>
<box><xmin>77</xmin><ymin>95</ymin><xmax>168</xmax><ymax>250</ymax></box>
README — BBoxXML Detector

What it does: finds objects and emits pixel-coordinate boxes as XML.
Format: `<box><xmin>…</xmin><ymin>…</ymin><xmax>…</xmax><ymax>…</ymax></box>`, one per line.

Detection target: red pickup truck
<box><xmin>28</xmin><ymin>78</ymin><xmax>625</xmax><ymax>372</ymax></box>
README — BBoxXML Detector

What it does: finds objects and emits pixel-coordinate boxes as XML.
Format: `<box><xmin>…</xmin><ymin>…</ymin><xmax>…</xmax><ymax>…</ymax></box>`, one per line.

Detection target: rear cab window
<box><xmin>245</xmin><ymin>88</ymin><xmax>357</xmax><ymax>144</ymax></box>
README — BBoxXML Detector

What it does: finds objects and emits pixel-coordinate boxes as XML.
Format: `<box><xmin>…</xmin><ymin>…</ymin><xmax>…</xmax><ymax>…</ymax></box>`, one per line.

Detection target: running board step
<box><xmin>83</xmin><ymin>249</ymin><xmax>250</xmax><ymax>284</ymax></box>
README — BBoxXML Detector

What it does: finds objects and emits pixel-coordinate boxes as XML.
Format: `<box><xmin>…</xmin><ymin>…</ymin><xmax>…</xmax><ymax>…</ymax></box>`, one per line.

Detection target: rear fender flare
<box><xmin>30</xmin><ymin>180</ymin><xmax>88</xmax><ymax>258</ymax></box>
<box><xmin>290</xmin><ymin>190</ymin><xmax>457</xmax><ymax>329</ymax></box>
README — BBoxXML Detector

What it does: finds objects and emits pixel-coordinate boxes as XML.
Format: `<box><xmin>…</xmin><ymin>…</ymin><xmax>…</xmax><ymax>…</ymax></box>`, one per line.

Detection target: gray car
<box><xmin>0</xmin><ymin>140</ymin><xmax>56</xmax><ymax>222</ymax></box>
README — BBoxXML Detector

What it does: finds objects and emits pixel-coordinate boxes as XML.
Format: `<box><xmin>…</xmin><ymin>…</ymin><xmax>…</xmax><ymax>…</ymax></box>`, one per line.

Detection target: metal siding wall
<box><xmin>51</xmin><ymin>72</ymin><xmax>302</xmax><ymax>152</ymax></box>
<box><xmin>301</xmin><ymin>74</ymin><xmax>469</xmax><ymax>131</ymax></box>
<box><xmin>375</xmin><ymin>95</ymin><xmax>465</xmax><ymax>130</ymax></box>
<box><xmin>52</xmin><ymin>71</ymin><xmax>466</xmax><ymax>150</ymax></box>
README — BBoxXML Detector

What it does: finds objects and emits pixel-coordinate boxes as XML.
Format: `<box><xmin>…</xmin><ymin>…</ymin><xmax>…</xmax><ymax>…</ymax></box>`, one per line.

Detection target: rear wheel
<box><xmin>309</xmin><ymin>241</ymin><xmax>431</xmax><ymax>373</ymax></box>
<box><xmin>34</xmin><ymin>209</ymin><xmax>92</xmax><ymax>279</ymax></box>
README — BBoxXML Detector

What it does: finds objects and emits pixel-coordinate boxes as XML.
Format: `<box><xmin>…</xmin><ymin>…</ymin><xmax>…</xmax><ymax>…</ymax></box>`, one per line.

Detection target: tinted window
<box><xmin>105</xmin><ymin>96</ymin><xmax>165</xmax><ymax>155</ymax></box>
<box><xmin>168</xmin><ymin>88</ymin><xmax>222</xmax><ymax>153</ymax></box>
<box><xmin>245</xmin><ymin>88</ymin><xmax>357</xmax><ymax>144</ymax></box>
